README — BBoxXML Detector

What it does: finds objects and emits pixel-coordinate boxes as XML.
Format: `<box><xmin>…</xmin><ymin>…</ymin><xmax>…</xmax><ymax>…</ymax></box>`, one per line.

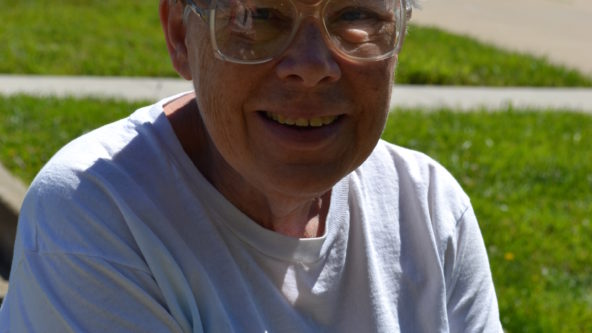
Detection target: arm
<box><xmin>0</xmin><ymin>171</ymin><xmax>187</xmax><ymax>333</ymax></box>
<box><xmin>3</xmin><ymin>251</ymin><xmax>184</xmax><ymax>333</ymax></box>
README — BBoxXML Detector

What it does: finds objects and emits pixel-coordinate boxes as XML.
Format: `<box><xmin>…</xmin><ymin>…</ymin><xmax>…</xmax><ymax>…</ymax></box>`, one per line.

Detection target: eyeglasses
<box><xmin>184</xmin><ymin>0</ymin><xmax>412</xmax><ymax>64</ymax></box>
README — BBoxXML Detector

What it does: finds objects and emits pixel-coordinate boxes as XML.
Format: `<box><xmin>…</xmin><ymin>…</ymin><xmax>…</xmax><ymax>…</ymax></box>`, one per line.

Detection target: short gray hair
<box><xmin>177</xmin><ymin>0</ymin><xmax>421</xmax><ymax>25</ymax></box>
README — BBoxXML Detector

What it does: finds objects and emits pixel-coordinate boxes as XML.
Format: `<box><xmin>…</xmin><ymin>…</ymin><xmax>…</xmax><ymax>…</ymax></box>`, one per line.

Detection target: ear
<box><xmin>160</xmin><ymin>0</ymin><xmax>192</xmax><ymax>80</ymax></box>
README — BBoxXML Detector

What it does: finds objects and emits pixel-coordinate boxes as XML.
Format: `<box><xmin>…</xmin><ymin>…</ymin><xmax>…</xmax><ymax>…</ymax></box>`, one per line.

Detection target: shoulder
<box><xmin>358</xmin><ymin>140</ymin><xmax>470</xmax><ymax>218</ymax></box>
<box><xmin>346</xmin><ymin>139</ymin><xmax>473</xmax><ymax>260</ymax></box>
<box><xmin>14</xmin><ymin>102</ymin><xmax>167</xmax><ymax>266</ymax></box>
<box><xmin>22</xmin><ymin>101</ymin><xmax>162</xmax><ymax>217</ymax></box>
<box><xmin>29</xmin><ymin>102</ymin><xmax>159</xmax><ymax>191</ymax></box>
<box><xmin>368</xmin><ymin>140</ymin><xmax>461</xmax><ymax>183</ymax></box>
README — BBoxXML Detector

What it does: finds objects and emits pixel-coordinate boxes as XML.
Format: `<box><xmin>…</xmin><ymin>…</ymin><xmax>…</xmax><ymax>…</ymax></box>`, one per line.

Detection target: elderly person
<box><xmin>0</xmin><ymin>0</ymin><xmax>502</xmax><ymax>331</ymax></box>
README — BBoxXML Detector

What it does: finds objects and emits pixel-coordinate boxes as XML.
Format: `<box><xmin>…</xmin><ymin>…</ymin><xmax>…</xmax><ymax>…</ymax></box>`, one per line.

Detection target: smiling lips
<box><xmin>264</xmin><ymin>111</ymin><xmax>339</xmax><ymax>128</ymax></box>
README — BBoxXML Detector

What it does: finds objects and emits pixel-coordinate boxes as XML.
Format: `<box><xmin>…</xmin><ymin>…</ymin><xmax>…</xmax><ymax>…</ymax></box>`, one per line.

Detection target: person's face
<box><xmin>181</xmin><ymin>1</ymin><xmax>397</xmax><ymax>199</ymax></box>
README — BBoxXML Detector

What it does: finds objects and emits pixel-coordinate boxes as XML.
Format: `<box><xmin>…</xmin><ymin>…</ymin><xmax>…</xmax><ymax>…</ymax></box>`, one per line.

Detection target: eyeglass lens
<box><xmin>211</xmin><ymin>0</ymin><xmax>403</xmax><ymax>62</ymax></box>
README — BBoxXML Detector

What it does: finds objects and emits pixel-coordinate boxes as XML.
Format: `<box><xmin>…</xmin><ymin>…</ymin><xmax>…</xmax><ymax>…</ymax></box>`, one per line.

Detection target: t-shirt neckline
<box><xmin>144</xmin><ymin>96</ymin><xmax>350</xmax><ymax>264</ymax></box>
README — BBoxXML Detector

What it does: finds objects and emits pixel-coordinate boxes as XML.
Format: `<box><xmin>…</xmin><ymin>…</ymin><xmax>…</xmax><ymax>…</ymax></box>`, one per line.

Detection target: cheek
<box><xmin>187</xmin><ymin>42</ymin><xmax>254</xmax><ymax>161</ymax></box>
<box><xmin>346</xmin><ymin>60</ymin><xmax>394</xmax><ymax>160</ymax></box>
<box><xmin>354</xmin><ymin>62</ymin><xmax>394</xmax><ymax>124</ymax></box>
<box><xmin>197</xmin><ymin>78</ymin><xmax>246</xmax><ymax>156</ymax></box>
<box><xmin>367</xmin><ymin>61</ymin><xmax>395</xmax><ymax>100</ymax></box>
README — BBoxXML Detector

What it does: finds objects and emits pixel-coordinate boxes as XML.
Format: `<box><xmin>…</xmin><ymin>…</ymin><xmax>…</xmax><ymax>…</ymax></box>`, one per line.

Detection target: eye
<box><xmin>335</xmin><ymin>7</ymin><xmax>378</xmax><ymax>22</ymax></box>
<box><xmin>226</xmin><ymin>6</ymin><xmax>283</xmax><ymax>27</ymax></box>
<box><xmin>252</xmin><ymin>8</ymin><xmax>271</xmax><ymax>20</ymax></box>
<box><xmin>250</xmin><ymin>7</ymin><xmax>293</xmax><ymax>31</ymax></box>
<box><xmin>250</xmin><ymin>7</ymin><xmax>291</xmax><ymax>23</ymax></box>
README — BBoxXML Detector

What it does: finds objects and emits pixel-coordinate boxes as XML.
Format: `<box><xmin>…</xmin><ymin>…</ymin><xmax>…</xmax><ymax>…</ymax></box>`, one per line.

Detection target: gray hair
<box><xmin>176</xmin><ymin>0</ymin><xmax>420</xmax><ymax>25</ymax></box>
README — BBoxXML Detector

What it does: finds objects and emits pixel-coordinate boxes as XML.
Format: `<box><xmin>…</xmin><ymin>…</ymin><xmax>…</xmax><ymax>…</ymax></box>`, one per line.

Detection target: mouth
<box><xmin>262</xmin><ymin>111</ymin><xmax>340</xmax><ymax>128</ymax></box>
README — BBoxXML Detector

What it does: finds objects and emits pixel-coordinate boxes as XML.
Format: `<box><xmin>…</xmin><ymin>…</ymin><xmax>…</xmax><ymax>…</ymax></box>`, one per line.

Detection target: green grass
<box><xmin>1</xmin><ymin>95</ymin><xmax>591</xmax><ymax>332</ymax></box>
<box><xmin>0</xmin><ymin>0</ymin><xmax>171</xmax><ymax>77</ymax></box>
<box><xmin>2</xmin><ymin>1</ymin><xmax>591</xmax><ymax>86</ymax></box>
<box><xmin>383</xmin><ymin>108</ymin><xmax>592</xmax><ymax>333</ymax></box>
<box><xmin>0</xmin><ymin>95</ymin><xmax>147</xmax><ymax>182</ymax></box>
<box><xmin>398</xmin><ymin>25</ymin><xmax>592</xmax><ymax>87</ymax></box>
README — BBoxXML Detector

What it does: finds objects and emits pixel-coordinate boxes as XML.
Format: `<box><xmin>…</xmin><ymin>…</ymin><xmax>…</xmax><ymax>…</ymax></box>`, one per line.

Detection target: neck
<box><xmin>165</xmin><ymin>94</ymin><xmax>330</xmax><ymax>238</ymax></box>
<box><xmin>200</xmin><ymin>132</ymin><xmax>331</xmax><ymax>238</ymax></box>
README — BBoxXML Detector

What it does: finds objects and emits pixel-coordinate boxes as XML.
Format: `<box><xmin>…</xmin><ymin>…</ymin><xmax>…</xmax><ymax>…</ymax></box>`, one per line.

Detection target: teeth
<box><xmin>265</xmin><ymin>112</ymin><xmax>338</xmax><ymax>127</ymax></box>
<box><xmin>309</xmin><ymin>117</ymin><xmax>323</xmax><ymax>127</ymax></box>
<box><xmin>295</xmin><ymin>118</ymin><xmax>308</xmax><ymax>127</ymax></box>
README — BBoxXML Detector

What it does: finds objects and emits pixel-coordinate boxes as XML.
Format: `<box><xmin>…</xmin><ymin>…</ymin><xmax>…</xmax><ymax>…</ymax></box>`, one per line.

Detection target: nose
<box><xmin>274</xmin><ymin>21</ymin><xmax>342</xmax><ymax>87</ymax></box>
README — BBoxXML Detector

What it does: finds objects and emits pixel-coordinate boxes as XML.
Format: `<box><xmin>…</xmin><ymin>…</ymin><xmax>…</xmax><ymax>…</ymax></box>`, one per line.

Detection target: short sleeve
<box><xmin>1</xmin><ymin>251</ymin><xmax>184</xmax><ymax>333</ymax></box>
<box><xmin>0</xmin><ymin>166</ymin><xmax>186</xmax><ymax>333</ymax></box>
<box><xmin>445</xmin><ymin>206</ymin><xmax>503</xmax><ymax>332</ymax></box>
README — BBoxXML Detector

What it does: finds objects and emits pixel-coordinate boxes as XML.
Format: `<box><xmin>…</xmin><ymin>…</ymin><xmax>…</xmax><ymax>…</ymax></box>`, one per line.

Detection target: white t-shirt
<box><xmin>0</xmin><ymin>95</ymin><xmax>502</xmax><ymax>332</ymax></box>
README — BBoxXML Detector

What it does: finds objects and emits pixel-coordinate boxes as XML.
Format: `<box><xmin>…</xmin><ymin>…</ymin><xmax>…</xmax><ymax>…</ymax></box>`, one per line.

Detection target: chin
<box><xmin>259</xmin><ymin>162</ymin><xmax>354</xmax><ymax>198</ymax></box>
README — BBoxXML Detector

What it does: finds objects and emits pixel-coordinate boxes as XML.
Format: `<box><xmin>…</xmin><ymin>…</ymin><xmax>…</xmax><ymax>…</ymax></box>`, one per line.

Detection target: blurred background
<box><xmin>1</xmin><ymin>1</ymin><xmax>591</xmax><ymax>332</ymax></box>
<box><xmin>412</xmin><ymin>0</ymin><xmax>592</xmax><ymax>76</ymax></box>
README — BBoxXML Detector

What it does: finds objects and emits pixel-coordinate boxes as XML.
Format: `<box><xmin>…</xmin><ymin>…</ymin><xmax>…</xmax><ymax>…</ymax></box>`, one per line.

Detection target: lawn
<box><xmin>1</xmin><ymin>1</ymin><xmax>591</xmax><ymax>86</ymax></box>
<box><xmin>399</xmin><ymin>25</ymin><xmax>592</xmax><ymax>87</ymax></box>
<box><xmin>0</xmin><ymin>96</ymin><xmax>146</xmax><ymax>182</ymax></box>
<box><xmin>0</xmin><ymin>1</ymin><xmax>168</xmax><ymax>77</ymax></box>
<box><xmin>384</xmin><ymin>108</ymin><xmax>592</xmax><ymax>333</ymax></box>
<box><xmin>1</xmin><ymin>95</ymin><xmax>591</xmax><ymax>332</ymax></box>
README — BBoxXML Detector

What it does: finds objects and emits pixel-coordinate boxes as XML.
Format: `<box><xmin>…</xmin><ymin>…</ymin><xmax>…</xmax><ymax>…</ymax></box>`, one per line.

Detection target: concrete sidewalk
<box><xmin>412</xmin><ymin>0</ymin><xmax>592</xmax><ymax>76</ymax></box>
<box><xmin>2</xmin><ymin>75</ymin><xmax>592</xmax><ymax>113</ymax></box>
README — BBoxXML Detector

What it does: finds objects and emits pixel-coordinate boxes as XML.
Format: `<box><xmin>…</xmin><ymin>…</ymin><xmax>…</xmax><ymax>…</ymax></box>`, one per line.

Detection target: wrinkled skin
<box><xmin>159</xmin><ymin>0</ymin><xmax>396</xmax><ymax>237</ymax></box>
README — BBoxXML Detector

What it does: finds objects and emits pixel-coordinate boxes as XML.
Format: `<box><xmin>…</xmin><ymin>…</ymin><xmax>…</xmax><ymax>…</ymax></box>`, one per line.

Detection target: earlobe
<box><xmin>159</xmin><ymin>0</ymin><xmax>192</xmax><ymax>80</ymax></box>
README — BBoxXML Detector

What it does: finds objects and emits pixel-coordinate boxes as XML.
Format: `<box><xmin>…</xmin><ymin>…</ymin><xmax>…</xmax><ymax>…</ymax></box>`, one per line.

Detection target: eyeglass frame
<box><xmin>179</xmin><ymin>0</ymin><xmax>413</xmax><ymax>65</ymax></box>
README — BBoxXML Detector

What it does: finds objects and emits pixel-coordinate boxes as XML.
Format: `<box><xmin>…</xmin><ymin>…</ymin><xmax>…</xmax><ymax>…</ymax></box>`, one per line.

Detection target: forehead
<box><xmin>273</xmin><ymin>0</ymin><xmax>397</xmax><ymax>11</ymax></box>
<box><xmin>293</xmin><ymin>0</ymin><xmax>323</xmax><ymax>4</ymax></box>
<box><xmin>295</xmin><ymin>0</ymin><xmax>392</xmax><ymax>4</ymax></box>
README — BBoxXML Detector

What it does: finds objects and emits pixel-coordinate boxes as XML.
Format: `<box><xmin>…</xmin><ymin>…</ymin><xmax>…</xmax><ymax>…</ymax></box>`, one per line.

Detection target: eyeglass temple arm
<box><xmin>180</xmin><ymin>0</ymin><xmax>208</xmax><ymax>21</ymax></box>
<box><xmin>404</xmin><ymin>0</ymin><xmax>413</xmax><ymax>22</ymax></box>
